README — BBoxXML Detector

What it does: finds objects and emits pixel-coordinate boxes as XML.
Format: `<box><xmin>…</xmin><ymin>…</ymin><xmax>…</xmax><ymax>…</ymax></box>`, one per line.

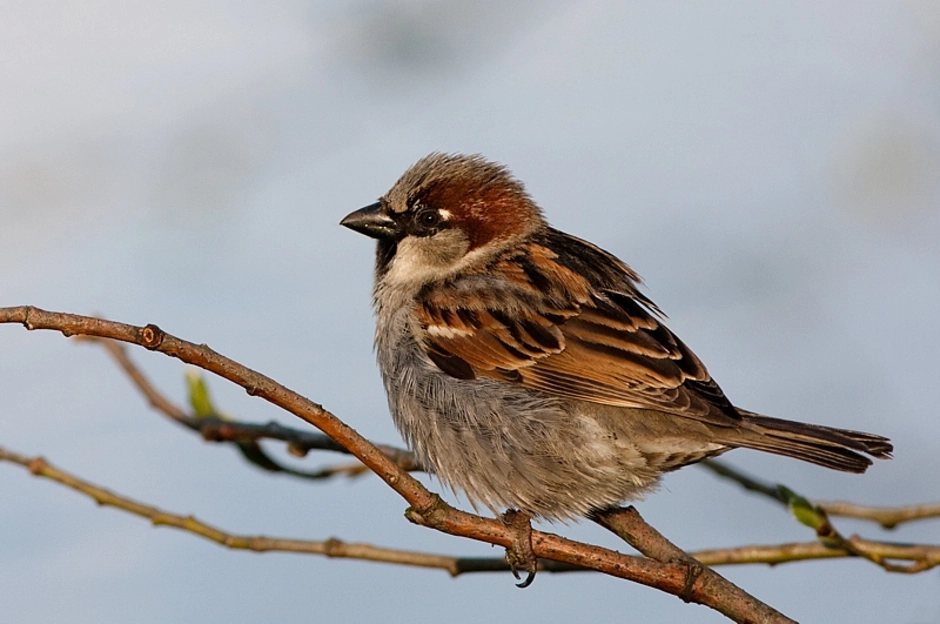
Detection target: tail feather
<box><xmin>731</xmin><ymin>410</ymin><xmax>893</xmax><ymax>473</ymax></box>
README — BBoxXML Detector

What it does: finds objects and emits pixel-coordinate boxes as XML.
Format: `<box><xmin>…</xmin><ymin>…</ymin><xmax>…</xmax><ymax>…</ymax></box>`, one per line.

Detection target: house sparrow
<box><xmin>341</xmin><ymin>153</ymin><xmax>892</xmax><ymax>580</ymax></box>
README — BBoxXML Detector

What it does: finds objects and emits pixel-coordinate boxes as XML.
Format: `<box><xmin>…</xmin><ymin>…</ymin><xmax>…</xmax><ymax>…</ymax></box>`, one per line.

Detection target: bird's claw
<box><xmin>502</xmin><ymin>509</ymin><xmax>537</xmax><ymax>588</ymax></box>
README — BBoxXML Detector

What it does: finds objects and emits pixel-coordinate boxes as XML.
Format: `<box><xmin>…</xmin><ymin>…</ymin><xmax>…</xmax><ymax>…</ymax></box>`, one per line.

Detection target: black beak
<box><xmin>340</xmin><ymin>202</ymin><xmax>398</xmax><ymax>240</ymax></box>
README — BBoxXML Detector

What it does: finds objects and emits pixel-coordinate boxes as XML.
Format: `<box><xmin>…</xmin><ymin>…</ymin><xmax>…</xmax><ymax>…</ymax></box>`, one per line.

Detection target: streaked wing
<box><xmin>415</xmin><ymin>231</ymin><xmax>742</xmax><ymax>426</ymax></box>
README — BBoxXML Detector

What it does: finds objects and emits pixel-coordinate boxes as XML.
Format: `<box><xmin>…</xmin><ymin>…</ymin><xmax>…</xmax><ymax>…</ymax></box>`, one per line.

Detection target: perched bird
<box><xmin>341</xmin><ymin>153</ymin><xmax>892</xmax><ymax>581</ymax></box>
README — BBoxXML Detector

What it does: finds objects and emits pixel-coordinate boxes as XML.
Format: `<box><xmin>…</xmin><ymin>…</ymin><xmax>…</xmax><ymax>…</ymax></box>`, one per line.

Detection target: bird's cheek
<box><xmin>385</xmin><ymin>231</ymin><xmax>470</xmax><ymax>286</ymax></box>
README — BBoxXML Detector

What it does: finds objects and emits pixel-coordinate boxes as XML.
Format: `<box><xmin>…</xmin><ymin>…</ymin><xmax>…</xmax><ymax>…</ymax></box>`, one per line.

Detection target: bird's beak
<box><xmin>340</xmin><ymin>202</ymin><xmax>398</xmax><ymax>240</ymax></box>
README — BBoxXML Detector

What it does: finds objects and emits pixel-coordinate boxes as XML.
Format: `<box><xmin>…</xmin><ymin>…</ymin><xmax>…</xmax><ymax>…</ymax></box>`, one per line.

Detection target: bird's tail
<box><xmin>730</xmin><ymin>410</ymin><xmax>893</xmax><ymax>473</ymax></box>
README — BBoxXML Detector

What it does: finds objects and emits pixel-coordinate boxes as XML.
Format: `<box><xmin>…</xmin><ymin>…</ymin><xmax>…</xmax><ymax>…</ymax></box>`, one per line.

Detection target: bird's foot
<box><xmin>501</xmin><ymin>509</ymin><xmax>537</xmax><ymax>588</ymax></box>
<box><xmin>679</xmin><ymin>560</ymin><xmax>705</xmax><ymax>602</ymax></box>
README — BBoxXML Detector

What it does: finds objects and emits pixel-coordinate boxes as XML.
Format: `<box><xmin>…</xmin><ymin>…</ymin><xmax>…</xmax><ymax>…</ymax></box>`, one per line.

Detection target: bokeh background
<box><xmin>2</xmin><ymin>2</ymin><xmax>939</xmax><ymax>622</ymax></box>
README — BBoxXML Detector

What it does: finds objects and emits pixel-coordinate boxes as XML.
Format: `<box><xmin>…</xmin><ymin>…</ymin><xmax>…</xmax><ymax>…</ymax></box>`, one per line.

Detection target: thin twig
<box><xmin>700</xmin><ymin>458</ymin><xmax>940</xmax><ymax>573</ymax></box>
<box><xmin>86</xmin><ymin>336</ymin><xmax>422</xmax><ymax>477</ymax></box>
<box><xmin>81</xmin><ymin>336</ymin><xmax>192</xmax><ymax>424</ymax></box>
<box><xmin>89</xmin><ymin>337</ymin><xmax>345</xmax><ymax>449</ymax></box>
<box><xmin>4</xmin><ymin>443</ymin><xmax>935</xmax><ymax>579</ymax></box>
<box><xmin>691</xmin><ymin>539</ymin><xmax>940</xmax><ymax>571</ymax></box>
<box><xmin>699</xmin><ymin>459</ymin><xmax>787</xmax><ymax>503</ymax></box>
<box><xmin>814</xmin><ymin>501</ymin><xmax>940</xmax><ymax>530</ymax></box>
<box><xmin>593</xmin><ymin>507</ymin><xmax>794</xmax><ymax>623</ymax></box>
<box><xmin>701</xmin><ymin>459</ymin><xmax>939</xmax><ymax>529</ymax></box>
<box><xmin>0</xmin><ymin>446</ymin><xmax>474</xmax><ymax>573</ymax></box>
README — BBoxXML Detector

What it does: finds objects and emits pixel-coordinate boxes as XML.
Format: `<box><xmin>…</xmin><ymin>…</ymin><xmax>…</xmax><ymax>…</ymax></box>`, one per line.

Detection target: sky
<box><xmin>1</xmin><ymin>1</ymin><xmax>939</xmax><ymax>622</ymax></box>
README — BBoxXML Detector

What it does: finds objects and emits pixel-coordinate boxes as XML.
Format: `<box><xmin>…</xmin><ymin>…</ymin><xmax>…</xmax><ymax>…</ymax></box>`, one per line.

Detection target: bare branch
<box><xmin>692</xmin><ymin>540</ymin><xmax>940</xmax><ymax>571</ymax></box>
<box><xmin>0</xmin><ymin>445</ymin><xmax>604</xmax><ymax>578</ymax></box>
<box><xmin>699</xmin><ymin>459</ymin><xmax>787</xmax><ymax>504</ymax></box>
<box><xmin>840</xmin><ymin>536</ymin><xmax>940</xmax><ymax>573</ymax></box>
<box><xmin>814</xmin><ymin>501</ymin><xmax>940</xmax><ymax>530</ymax></box>
<box><xmin>593</xmin><ymin>506</ymin><xmax>939</xmax><ymax>574</ymax></box>
<box><xmin>693</xmin><ymin>542</ymin><xmax>847</xmax><ymax>566</ymax></box>
<box><xmin>81</xmin><ymin>335</ymin><xmax>192</xmax><ymax>425</ymax></box>
<box><xmin>593</xmin><ymin>507</ymin><xmax>794</xmax><ymax>623</ymax></box>
<box><xmin>702</xmin><ymin>459</ymin><xmax>939</xmax><ymax>529</ymax></box>
<box><xmin>0</xmin><ymin>446</ymin><xmax>468</xmax><ymax>573</ymax></box>
<box><xmin>699</xmin><ymin>458</ymin><xmax>940</xmax><ymax>573</ymax></box>
<box><xmin>5</xmin><ymin>442</ymin><xmax>935</xmax><ymax>582</ymax></box>
<box><xmin>85</xmin><ymin>336</ymin><xmax>422</xmax><ymax>477</ymax></box>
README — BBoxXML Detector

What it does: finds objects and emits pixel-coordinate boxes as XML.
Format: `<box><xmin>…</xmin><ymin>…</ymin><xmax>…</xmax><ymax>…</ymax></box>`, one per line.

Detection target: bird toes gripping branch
<box><xmin>501</xmin><ymin>509</ymin><xmax>538</xmax><ymax>588</ymax></box>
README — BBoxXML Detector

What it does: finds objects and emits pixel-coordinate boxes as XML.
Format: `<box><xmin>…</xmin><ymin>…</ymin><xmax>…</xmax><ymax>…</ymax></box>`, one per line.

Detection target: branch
<box><xmin>593</xmin><ymin>507</ymin><xmax>791</xmax><ymax>621</ymax></box>
<box><xmin>85</xmin><ymin>337</ymin><xmax>420</xmax><ymax>478</ymax></box>
<box><xmin>692</xmin><ymin>539</ymin><xmax>940</xmax><ymax>572</ymax></box>
<box><xmin>814</xmin><ymin>501</ymin><xmax>940</xmax><ymax>530</ymax></box>
<box><xmin>5</xmin><ymin>442</ymin><xmax>935</xmax><ymax>580</ymax></box>
<box><xmin>592</xmin><ymin>502</ymin><xmax>938</xmax><ymax>574</ymax></box>
<box><xmin>1</xmin><ymin>305</ymin><xmax>785</xmax><ymax>623</ymax></box>
<box><xmin>699</xmin><ymin>459</ymin><xmax>940</xmax><ymax>573</ymax></box>
<box><xmin>0</xmin><ymin>445</ymin><xmax>584</xmax><ymax>576</ymax></box>
<box><xmin>699</xmin><ymin>459</ymin><xmax>787</xmax><ymax>504</ymax></box>
<box><xmin>700</xmin><ymin>460</ymin><xmax>940</xmax><ymax>528</ymax></box>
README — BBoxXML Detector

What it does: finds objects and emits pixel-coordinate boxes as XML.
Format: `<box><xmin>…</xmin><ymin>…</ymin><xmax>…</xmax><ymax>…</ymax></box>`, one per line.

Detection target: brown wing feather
<box><xmin>415</xmin><ymin>230</ymin><xmax>742</xmax><ymax>426</ymax></box>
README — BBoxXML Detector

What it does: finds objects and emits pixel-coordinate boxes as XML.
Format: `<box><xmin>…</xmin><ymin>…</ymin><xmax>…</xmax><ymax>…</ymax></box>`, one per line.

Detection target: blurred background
<box><xmin>1</xmin><ymin>2</ymin><xmax>938</xmax><ymax>622</ymax></box>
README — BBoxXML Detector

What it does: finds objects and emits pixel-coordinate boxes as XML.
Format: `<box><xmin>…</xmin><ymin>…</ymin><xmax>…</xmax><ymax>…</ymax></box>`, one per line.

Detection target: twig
<box><xmin>595</xmin><ymin>505</ymin><xmax>939</xmax><ymax>581</ymax></box>
<box><xmin>0</xmin><ymin>445</ymin><xmax>583</xmax><ymax>576</ymax></box>
<box><xmin>4</xmin><ymin>442</ymin><xmax>935</xmax><ymax>579</ymax></box>
<box><xmin>86</xmin><ymin>337</ymin><xmax>422</xmax><ymax>477</ymax></box>
<box><xmin>593</xmin><ymin>507</ymin><xmax>794</xmax><ymax>623</ymax></box>
<box><xmin>700</xmin><ymin>459</ymin><xmax>940</xmax><ymax>573</ymax></box>
<box><xmin>814</xmin><ymin>501</ymin><xmax>940</xmax><ymax>530</ymax></box>
<box><xmin>699</xmin><ymin>459</ymin><xmax>787</xmax><ymax>504</ymax></box>
<box><xmin>81</xmin><ymin>336</ymin><xmax>192</xmax><ymax>424</ymax></box>
<box><xmin>701</xmin><ymin>459</ymin><xmax>939</xmax><ymax>528</ymax></box>
<box><xmin>1</xmin><ymin>306</ymin><xmax>785</xmax><ymax>623</ymax></box>
<box><xmin>691</xmin><ymin>539</ymin><xmax>940</xmax><ymax>571</ymax></box>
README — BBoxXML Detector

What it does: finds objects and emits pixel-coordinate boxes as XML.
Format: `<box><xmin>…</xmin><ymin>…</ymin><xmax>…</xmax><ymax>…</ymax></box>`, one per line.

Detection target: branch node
<box><xmin>323</xmin><ymin>537</ymin><xmax>343</xmax><ymax>557</ymax></box>
<box><xmin>286</xmin><ymin>443</ymin><xmax>308</xmax><ymax>458</ymax></box>
<box><xmin>404</xmin><ymin>507</ymin><xmax>424</xmax><ymax>525</ymax></box>
<box><xmin>22</xmin><ymin>305</ymin><xmax>36</xmax><ymax>330</ymax></box>
<box><xmin>404</xmin><ymin>494</ymin><xmax>448</xmax><ymax>526</ymax></box>
<box><xmin>27</xmin><ymin>456</ymin><xmax>46</xmax><ymax>475</ymax></box>
<box><xmin>140</xmin><ymin>324</ymin><xmax>165</xmax><ymax>350</ymax></box>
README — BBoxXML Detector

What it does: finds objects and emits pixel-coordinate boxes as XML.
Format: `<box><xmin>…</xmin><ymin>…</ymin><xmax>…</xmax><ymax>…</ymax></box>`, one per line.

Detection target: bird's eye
<box><xmin>415</xmin><ymin>208</ymin><xmax>441</xmax><ymax>231</ymax></box>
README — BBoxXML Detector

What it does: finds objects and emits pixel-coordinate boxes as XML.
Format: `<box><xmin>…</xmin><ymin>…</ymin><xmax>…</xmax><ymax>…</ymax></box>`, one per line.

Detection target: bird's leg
<box><xmin>679</xmin><ymin>560</ymin><xmax>705</xmax><ymax>602</ymax></box>
<box><xmin>501</xmin><ymin>509</ymin><xmax>537</xmax><ymax>588</ymax></box>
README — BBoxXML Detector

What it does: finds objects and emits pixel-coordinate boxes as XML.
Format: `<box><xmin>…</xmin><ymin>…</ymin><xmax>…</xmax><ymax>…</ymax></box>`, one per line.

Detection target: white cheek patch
<box><xmin>386</xmin><ymin>231</ymin><xmax>470</xmax><ymax>287</ymax></box>
<box><xmin>386</xmin><ymin>238</ymin><xmax>448</xmax><ymax>285</ymax></box>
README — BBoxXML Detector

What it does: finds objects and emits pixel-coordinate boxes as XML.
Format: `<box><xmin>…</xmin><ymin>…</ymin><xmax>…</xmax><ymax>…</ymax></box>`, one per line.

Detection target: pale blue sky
<box><xmin>2</xmin><ymin>2</ymin><xmax>939</xmax><ymax>622</ymax></box>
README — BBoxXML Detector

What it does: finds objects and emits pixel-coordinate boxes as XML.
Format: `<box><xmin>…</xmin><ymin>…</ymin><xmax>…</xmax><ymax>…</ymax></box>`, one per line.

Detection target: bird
<box><xmin>340</xmin><ymin>152</ymin><xmax>892</xmax><ymax>583</ymax></box>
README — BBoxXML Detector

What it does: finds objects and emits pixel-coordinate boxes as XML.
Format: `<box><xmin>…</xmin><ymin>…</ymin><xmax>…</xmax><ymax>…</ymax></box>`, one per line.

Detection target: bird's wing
<box><xmin>415</xmin><ymin>232</ymin><xmax>742</xmax><ymax>426</ymax></box>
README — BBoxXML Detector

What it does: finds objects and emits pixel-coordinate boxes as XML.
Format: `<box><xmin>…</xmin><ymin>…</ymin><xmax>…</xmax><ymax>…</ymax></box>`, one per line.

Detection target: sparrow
<box><xmin>341</xmin><ymin>153</ymin><xmax>892</xmax><ymax>582</ymax></box>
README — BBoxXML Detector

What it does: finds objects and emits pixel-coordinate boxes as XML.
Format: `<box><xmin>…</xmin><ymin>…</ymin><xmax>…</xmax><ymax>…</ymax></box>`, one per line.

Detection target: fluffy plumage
<box><xmin>341</xmin><ymin>152</ymin><xmax>892</xmax><ymax>521</ymax></box>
